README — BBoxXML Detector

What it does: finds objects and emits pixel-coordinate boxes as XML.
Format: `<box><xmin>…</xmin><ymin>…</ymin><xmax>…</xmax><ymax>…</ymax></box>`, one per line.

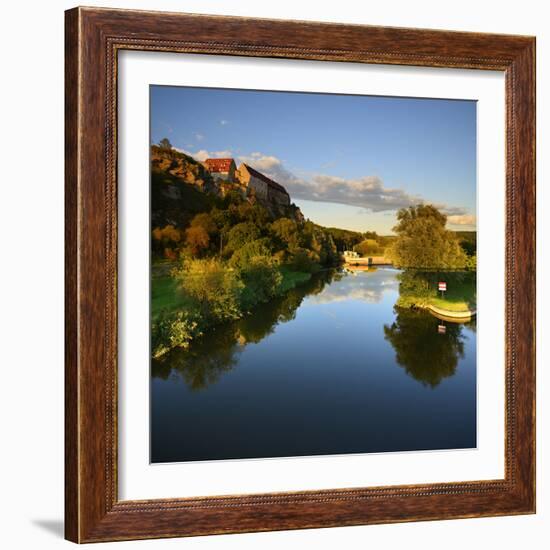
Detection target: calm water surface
<box><xmin>151</xmin><ymin>268</ymin><xmax>476</xmax><ymax>462</ymax></box>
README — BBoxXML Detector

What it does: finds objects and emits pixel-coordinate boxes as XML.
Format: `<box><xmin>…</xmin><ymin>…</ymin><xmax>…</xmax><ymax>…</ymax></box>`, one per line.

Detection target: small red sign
<box><xmin>438</xmin><ymin>282</ymin><xmax>447</xmax><ymax>292</ymax></box>
<box><xmin>438</xmin><ymin>324</ymin><xmax>446</xmax><ymax>334</ymax></box>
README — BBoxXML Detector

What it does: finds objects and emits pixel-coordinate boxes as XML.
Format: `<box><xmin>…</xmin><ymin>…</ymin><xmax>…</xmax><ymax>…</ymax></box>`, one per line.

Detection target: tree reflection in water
<box><xmin>151</xmin><ymin>270</ymin><xmax>336</xmax><ymax>390</ymax></box>
<box><xmin>151</xmin><ymin>325</ymin><xmax>241</xmax><ymax>390</ymax></box>
<box><xmin>384</xmin><ymin>307</ymin><xmax>466</xmax><ymax>388</ymax></box>
<box><xmin>152</xmin><ymin>268</ymin><xmax>474</xmax><ymax>392</ymax></box>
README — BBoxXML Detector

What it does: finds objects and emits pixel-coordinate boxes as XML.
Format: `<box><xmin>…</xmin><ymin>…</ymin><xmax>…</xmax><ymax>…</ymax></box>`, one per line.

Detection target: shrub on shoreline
<box><xmin>152</xmin><ymin>310</ymin><xmax>201</xmax><ymax>359</ymax></box>
<box><xmin>153</xmin><ymin>257</ymin><xmax>315</xmax><ymax>358</ymax></box>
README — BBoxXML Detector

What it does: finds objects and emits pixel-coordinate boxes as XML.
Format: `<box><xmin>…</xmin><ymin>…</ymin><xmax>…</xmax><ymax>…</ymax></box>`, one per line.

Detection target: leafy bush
<box><xmin>270</xmin><ymin>218</ymin><xmax>301</xmax><ymax>249</ymax></box>
<box><xmin>172</xmin><ymin>258</ymin><xmax>243</xmax><ymax>323</ymax></box>
<box><xmin>224</xmin><ymin>222</ymin><xmax>262</xmax><ymax>254</ymax></box>
<box><xmin>238</xmin><ymin>258</ymin><xmax>283</xmax><ymax>309</ymax></box>
<box><xmin>288</xmin><ymin>247</ymin><xmax>319</xmax><ymax>273</ymax></box>
<box><xmin>185</xmin><ymin>225</ymin><xmax>210</xmax><ymax>256</ymax></box>
<box><xmin>152</xmin><ymin>310</ymin><xmax>200</xmax><ymax>358</ymax></box>
<box><xmin>354</xmin><ymin>239</ymin><xmax>382</xmax><ymax>256</ymax></box>
<box><xmin>228</xmin><ymin>238</ymin><xmax>273</xmax><ymax>269</ymax></box>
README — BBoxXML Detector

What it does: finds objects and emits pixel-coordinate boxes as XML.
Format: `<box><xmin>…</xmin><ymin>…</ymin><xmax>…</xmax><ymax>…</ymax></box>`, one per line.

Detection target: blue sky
<box><xmin>151</xmin><ymin>85</ymin><xmax>476</xmax><ymax>234</ymax></box>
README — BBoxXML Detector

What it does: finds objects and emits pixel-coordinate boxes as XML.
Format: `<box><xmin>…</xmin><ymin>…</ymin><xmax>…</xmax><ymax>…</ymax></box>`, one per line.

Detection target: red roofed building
<box><xmin>203</xmin><ymin>158</ymin><xmax>237</xmax><ymax>182</ymax></box>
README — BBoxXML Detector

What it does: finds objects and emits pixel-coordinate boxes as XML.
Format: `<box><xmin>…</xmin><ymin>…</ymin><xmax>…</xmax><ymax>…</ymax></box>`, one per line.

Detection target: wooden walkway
<box><xmin>343</xmin><ymin>256</ymin><xmax>392</xmax><ymax>266</ymax></box>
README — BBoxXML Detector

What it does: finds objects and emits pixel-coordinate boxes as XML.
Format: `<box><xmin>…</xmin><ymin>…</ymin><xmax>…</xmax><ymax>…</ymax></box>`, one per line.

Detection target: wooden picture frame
<box><xmin>65</xmin><ymin>6</ymin><xmax>536</xmax><ymax>543</ymax></box>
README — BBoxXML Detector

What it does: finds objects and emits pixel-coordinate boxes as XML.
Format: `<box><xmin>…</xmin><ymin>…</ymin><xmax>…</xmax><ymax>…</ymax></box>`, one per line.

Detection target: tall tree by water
<box><xmin>387</xmin><ymin>204</ymin><xmax>467</xmax><ymax>269</ymax></box>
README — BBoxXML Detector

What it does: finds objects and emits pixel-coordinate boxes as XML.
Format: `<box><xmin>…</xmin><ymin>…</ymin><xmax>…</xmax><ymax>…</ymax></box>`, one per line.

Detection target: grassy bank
<box><xmin>151</xmin><ymin>261</ymin><xmax>316</xmax><ymax>358</ymax></box>
<box><xmin>428</xmin><ymin>279</ymin><xmax>475</xmax><ymax>312</ymax></box>
<box><xmin>152</xmin><ymin>270</ymin><xmax>189</xmax><ymax>320</ymax></box>
<box><xmin>396</xmin><ymin>271</ymin><xmax>476</xmax><ymax>313</ymax></box>
<box><xmin>152</xmin><ymin>264</ymin><xmax>313</xmax><ymax>321</ymax></box>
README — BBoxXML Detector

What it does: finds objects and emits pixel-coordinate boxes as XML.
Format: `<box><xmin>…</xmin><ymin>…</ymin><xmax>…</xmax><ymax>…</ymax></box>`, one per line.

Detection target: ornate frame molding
<box><xmin>65</xmin><ymin>7</ymin><xmax>535</xmax><ymax>542</ymax></box>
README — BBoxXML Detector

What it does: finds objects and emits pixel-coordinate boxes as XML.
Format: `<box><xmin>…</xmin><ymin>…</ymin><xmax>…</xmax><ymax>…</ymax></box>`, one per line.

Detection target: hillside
<box><xmin>151</xmin><ymin>144</ymin><xmax>305</xmax><ymax>223</ymax></box>
<box><xmin>151</xmin><ymin>144</ymin><xmax>217</xmax><ymax>193</ymax></box>
<box><xmin>151</xmin><ymin>145</ymin><xmax>312</xmax><ymax>260</ymax></box>
<box><xmin>151</xmin><ymin>167</ymin><xmax>221</xmax><ymax>229</ymax></box>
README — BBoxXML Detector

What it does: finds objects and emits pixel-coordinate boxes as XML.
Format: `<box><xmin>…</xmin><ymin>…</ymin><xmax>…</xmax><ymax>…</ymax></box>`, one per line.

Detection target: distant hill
<box><xmin>314</xmin><ymin>225</ymin><xmax>364</xmax><ymax>252</ymax></box>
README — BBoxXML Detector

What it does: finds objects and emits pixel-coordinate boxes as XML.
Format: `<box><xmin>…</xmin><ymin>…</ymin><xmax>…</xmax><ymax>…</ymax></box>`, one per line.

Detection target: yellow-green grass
<box><xmin>151</xmin><ymin>273</ymin><xmax>191</xmax><ymax>320</ymax></box>
<box><xmin>427</xmin><ymin>279</ymin><xmax>476</xmax><ymax>312</ymax></box>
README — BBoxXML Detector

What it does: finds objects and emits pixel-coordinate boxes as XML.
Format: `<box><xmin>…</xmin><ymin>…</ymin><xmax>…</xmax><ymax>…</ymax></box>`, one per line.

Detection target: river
<box><xmin>151</xmin><ymin>267</ymin><xmax>476</xmax><ymax>463</ymax></box>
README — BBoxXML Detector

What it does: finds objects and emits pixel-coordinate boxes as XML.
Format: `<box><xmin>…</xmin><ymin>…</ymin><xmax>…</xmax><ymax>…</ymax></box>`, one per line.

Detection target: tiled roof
<box><xmin>204</xmin><ymin>158</ymin><xmax>234</xmax><ymax>172</ymax></box>
<box><xmin>243</xmin><ymin>164</ymin><xmax>289</xmax><ymax>195</ymax></box>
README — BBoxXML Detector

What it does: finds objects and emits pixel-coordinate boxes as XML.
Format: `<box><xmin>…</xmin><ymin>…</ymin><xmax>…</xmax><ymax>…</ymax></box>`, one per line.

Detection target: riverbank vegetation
<box><xmin>151</xmin><ymin>143</ymin><xmax>477</xmax><ymax>356</ymax></box>
<box><xmin>395</xmin><ymin>270</ymin><xmax>476</xmax><ymax>313</ymax></box>
<box><xmin>151</xmin><ymin>143</ymin><xmax>366</xmax><ymax>357</ymax></box>
<box><xmin>352</xmin><ymin>233</ymin><xmax>395</xmax><ymax>257</ymax></box>
<box><xmin>152</xmin><ymin>272</ymin><xmax>337</xmax><ymax>388</ymax></box>
<box><xmin>384</xmin><ymin>205</ymin><xmax>476</xmax><ymax>314</ymax></box>
<box><xmin>151</xmin><ymin>249</ymin><xmax>330</xmax><ymax>359</ymax></box>
<box><xmin>387</xmin><ymin>205</ymin><xmax>475</xmax><ymax>270</ymax></box>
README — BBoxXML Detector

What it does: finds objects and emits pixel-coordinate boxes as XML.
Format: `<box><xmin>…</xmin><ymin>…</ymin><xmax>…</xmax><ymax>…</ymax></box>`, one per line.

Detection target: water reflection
<box><xmin>152</xmin><ymin>270</ymin><xmax>336</xmax><ymax>390</ymax></box>
<box><xmin>152</xmin><ymin>268</ymin><xmax>475</xmax><ymax>391</ymax></box>
<box><xmin>307</xmin><ymin>267</ymin><xmax>399</xmax><ymax>305</ymax></box>
<box><xmin>152</xmin><ymin>327</ymin><xmax>241</xmax><ymax>390</ymax></box>
<box><xmin>383</xmin><ymin>307</ymin><xmax>466</xmax><ymax>388</ymax></box>
<box><xmin>151</xmin><ymin>267</ymin><xmax>477</xmax><ymax>461</ymax></box>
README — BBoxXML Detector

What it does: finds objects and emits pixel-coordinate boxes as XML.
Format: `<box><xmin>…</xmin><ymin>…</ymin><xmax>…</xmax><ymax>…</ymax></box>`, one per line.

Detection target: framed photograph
<box><xmin>65</xmin><ymin>7</ymin><xmax>536</xmax><ymax>543</ymax></box>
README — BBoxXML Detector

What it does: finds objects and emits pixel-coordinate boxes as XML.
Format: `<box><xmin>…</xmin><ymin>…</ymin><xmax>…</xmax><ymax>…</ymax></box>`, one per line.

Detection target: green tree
<box><xmin>354</xmin><ymin>239</ymin><xmax>382</xmax><ymax>256</ymax></box>
<box><xmin>465</xmin><ymin>254</ymin><xmax>477</xmax><ymax>271</ymax></box>
<box><xmin>225</xmin><ymin>222</ymin><xmax>262</xmax><ymax>254</ymax></box>
<box><xmin>457</xmin><ymin>231</ymin><xmax>477</xmax><ymax>256</ymax></box>
<box><xmin>237</xmin><ymin>202</ymin><xmax>271</xmax><ymax>227</ymax></box>
<box><xmin>172</xmin><ymin>258</ymin><xmax>243</xmax><ymax>322</ymax></box>
<box><xmin>288</xmin><ymin>247</ymin><xmax>318</xmax><ymax>273</ymax></box>
<box><xmin>387</xmin><ymin>204</ymin><xmax>467</xmax><ymax>269</ymax></box>
<box><xmin>152</xmin><ymin>323</ymin><xmax>239</xmax><ymax>390</ymax></box>
<box><xmin>185</xmin><ymin>225</ymin><xmax>210</xmax><ymax>256</ymax></box>
<box><xmin>320</xmin><ymin>226</ymin><xmax>363</xmax><ymax>252</ymax></box>
<box><xmin>229</xmin><ymin>238</ymin><xmax>273</xmax><ymax>269</ymax></box>
<box><xmin>158</xmin><ymin>137</ymin><xmax>172</xmax><ymax>150</ymax></box>
<box><xmin>270</xmin><ymin>218</ymin><xmax>301</xmax><ymax>249</ymax></box>
<box><xmin>190</xmin><ymin>212</ymin><xmax>217</xmax><ymax>235</ymax></box>
<box><xmin>238</xmin><ymin>258</ymin><xmax>283</xmax><ymax>309</ymax></box>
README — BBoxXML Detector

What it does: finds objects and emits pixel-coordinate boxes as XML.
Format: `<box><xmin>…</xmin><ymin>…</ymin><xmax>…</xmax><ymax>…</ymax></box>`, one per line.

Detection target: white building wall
<box><xmin>248</xmin><ymin>174</ymin><xmax>268</xmax><ymax>200</ymax></box>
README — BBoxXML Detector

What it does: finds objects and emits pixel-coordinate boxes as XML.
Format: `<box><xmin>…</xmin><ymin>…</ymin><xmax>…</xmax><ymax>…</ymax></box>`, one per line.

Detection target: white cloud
<box><xmin>238</xmin><ymin>152</ymin><xmax>283</xmax><ymax>171</ymax></box>
<box><xmin>195</xmin><ymin>133</ymin><xmax>205</xmax><ymax>142</ymax></box>
<box><xmin>219</xmin><ymin>120</ymin><xmax>229</xmax><ymax>126</ymax></box>
<box><xmin>308</xmin><ymin>270</ymin><xmax>399</xmax><ymax>305</ymax></box>
<box><xmin>174</xmin><ymin>148</ymin><xmax>232</xmax><ymax>162</ymax></box>
<box><xmin>239</xmin><ymin>153</ymin><xmax>427</xmax><ymax>213</ymax></box>
<box><xmin>171</xmin><ymin>149</ymin><xmax>473</xmax><ymax>222</ymax></box>
<box><xmin>447</xmin><ymin>214</ymin><xmax>476</xmax><ymax>226</ymax></box>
